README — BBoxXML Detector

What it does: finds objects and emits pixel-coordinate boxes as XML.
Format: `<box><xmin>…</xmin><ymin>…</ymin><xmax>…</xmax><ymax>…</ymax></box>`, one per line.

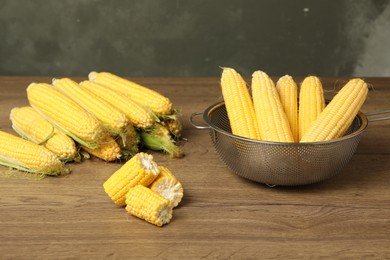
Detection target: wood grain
<box><xmin>0</xmin><ymin>76</ymin><xmax>389</xmax><ymax>259</ymax></box>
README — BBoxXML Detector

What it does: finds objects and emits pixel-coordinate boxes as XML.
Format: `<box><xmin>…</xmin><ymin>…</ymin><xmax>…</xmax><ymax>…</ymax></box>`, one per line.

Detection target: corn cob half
<box><xmin>103</xmin><ymin>152</ymin><xmax>160</xmax><ymax>206</ymax></box>
<box><xmin>251</xmin><ymin>70</ymin><xmax>294</xmax><ymax>142</ymax></box>
<box><xmin>300</xmin><ymin>78</ymin><xmax>368</xmax><ymax>142</ymax></box>
<box><xmin>125</xmin><ymin>185</ymin><xmax>173</xmax><ymax>226</ymax></box>
<box><xmin>89</xmin><ymin>71</ymin><xmax>172</xmax><ymax>115</ymax></box>
<box><xmin>0</xmin><ymin>130</ymin><xmax>69</xmax><ymax>176</ymax></box>
<box><xmin>10</xmin><ymin>106</ymin><xmax>78</xmax><ymax>161</ymax></box>
<box><xmin>220</xmin><ymin>67</ymin><xmax>260</xmax><ymax>140</ymax></box>
<box><xmin>27</xmin><ymin>83</ymin><xmax>104</xmax><ymax>149</ymax></box>
<box><xmin>149</xmin><ymin>166</ymin><xmax>183</xmax><ymax>208</ymax></box>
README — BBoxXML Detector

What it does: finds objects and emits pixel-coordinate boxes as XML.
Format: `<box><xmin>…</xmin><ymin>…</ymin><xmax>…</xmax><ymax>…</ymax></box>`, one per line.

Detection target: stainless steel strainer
<box><xmin>191</xmin><ymin>101</ymin><xmax>389</xmax><ymax>186</ymax></box>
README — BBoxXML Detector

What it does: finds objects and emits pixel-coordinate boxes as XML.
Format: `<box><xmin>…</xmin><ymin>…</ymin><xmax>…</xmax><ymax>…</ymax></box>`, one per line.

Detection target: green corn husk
<box><xmin>139</xmin><ymin>123</ymin><xmax>183</xmax><ymax>158</ymax></box>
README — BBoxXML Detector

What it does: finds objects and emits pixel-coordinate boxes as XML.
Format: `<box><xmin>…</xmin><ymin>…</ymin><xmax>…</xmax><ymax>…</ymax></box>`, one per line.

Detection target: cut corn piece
<box><xmin>89</xmin><ymin>71</ymin><xmax>172</xmax><ymax>115</ymax></box>
<box><xmin>125</xmin><ymin>185</ymin><xmax>173</xmax><ymax>227</ymax></box>
<box><xmin>220</xmin><ymin>67</ymin><xmax>260</xmax><ymax>140</ymax></box>
<box><xmin>10</xmin><ymin>106</ymin><xmax>78</xmax><ymax>161</ymax></box>
<box><xmin>27</xmin><ymin>83</ymin><xmax>104</xmax><ymax>149</ymax></box>
<box><xmin>298</xmin><ymin>76</ymin><xmax>325</xmax><ymax>140</ymax></box>
<box><xmin>103</xmin><ymin>152</ymin><xmax>160</xmax><ymax>206</ymax></box>
<box><xmin>80</xmin><ymin>80</ymin><xmax>155</xmax><ymax>129</ymax></box>
<box><xmin>52</xmin><ymin>78</ymin><xmax>129</xmax><ymax>136</ymax></box>
<box><xmin>300</xmin><ymin>78</ymin><xmax>368</xmax><ymax>142</ymax></box>
<box><xmin>82</xmin><ymin>134</ymin><xmax>121</xmax><ymax>161</ymax></box>
<box><xmin>276</xmin><ymin>75</ymin><xmax>299</xmax><ymax>142</ymax></box>
<box><xmin>0</xmin><ymin>130</ymin><xmax>68</xmax><ymax>176</ymax></box>
<box><xmin>149</xmin><ymin>166</ymin><xmax>183</xmax><ymax>207</ymax></box>
<box><xmin>251</xmin><ymin>70</ymin><xmax>294</xmax><ymax>142</ymax></box>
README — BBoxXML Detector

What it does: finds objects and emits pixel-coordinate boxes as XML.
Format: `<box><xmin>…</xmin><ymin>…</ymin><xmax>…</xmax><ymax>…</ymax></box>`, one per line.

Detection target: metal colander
<box><xmin>191</xmin><ymin>101</ymin><xmax>389</xmax><ymax>186</ymax></box>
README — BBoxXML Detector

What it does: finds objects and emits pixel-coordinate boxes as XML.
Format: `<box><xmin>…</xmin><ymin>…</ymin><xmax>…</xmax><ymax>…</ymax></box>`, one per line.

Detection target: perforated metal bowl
<box><xmin>191</xmin><ymin>101</ymin><xmax>388</xmax><ymax>186</ymax></box>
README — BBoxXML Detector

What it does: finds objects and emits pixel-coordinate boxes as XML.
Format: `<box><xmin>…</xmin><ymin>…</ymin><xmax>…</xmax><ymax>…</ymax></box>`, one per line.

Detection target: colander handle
<box><xmin>365</xmin><ymin>109</ymin><xmax>390</xmax><ymax>122</ymax></box>
<box><xmin>189</xmin><ymin>112</ymin><xmax>211</xmax><ymax>129</ymax></box>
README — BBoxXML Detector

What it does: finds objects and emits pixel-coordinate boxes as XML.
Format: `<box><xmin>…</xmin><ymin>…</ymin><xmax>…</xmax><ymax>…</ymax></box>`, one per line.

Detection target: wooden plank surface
<box><xmin>0</xmin><ymin>76</ymin><xmax>389</xmax><ymax>259</ymax></box>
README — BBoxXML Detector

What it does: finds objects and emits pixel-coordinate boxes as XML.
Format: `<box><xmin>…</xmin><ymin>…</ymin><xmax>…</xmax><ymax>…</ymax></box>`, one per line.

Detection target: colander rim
<box><xmin>203</xmin><ymin>101</ymin><xmax>369</xmax><ymax>146</ymax></box>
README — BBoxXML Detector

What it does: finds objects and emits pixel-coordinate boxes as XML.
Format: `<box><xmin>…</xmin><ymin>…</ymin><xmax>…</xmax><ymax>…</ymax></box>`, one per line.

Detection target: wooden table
<box><xmin>0</xmin><ymin>76</ymin><xmax>389</xmax><ymax>259</ymax></box>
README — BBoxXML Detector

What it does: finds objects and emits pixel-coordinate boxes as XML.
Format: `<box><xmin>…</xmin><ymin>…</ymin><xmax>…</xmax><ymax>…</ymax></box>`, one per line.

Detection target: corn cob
<box><xmin>139</xmin><ymin>123</ymin><xmax>184</xmax><ymax>158</ymax></box>
<box><xmin>298</xmin><ymin>76</ymin><xmax>325</xmax><ymax>140</ymax></box>
<box><xmin>81</xmin><ymin>134</ymin><xmax>121</xmax><ymax>161</ymax></box>
<box><xmin>52</xmin><ymin>78</ymin><xmax>129</xmax><ymax>136</ymax></box>
<box><xmin>220</xmin><ymin>67</ymin><xmax>260</xmax><ymax>140</ymax></box>
<box><xmin>251</xmin><ymin>70</ymin><xmax>294</xmax><ymax>142</ymax></box>
<box><xmin>89</xmin><ymin>71</ymin><xmax>172</xmax><ymax>115</ymax></box>
<box><xmin>0</xmin><ymin>130</ymin><xmax>68</xmax><ymax>176</ymax></box>
<box><xmin>300</xmin><ymin>78</ymin><xmax>368</xmax><ymax>142</ymax></box>
<box><xmin>79</xmin><ymin>80</ymin><xmax>155</xmax><ymax>129</ymax></box>
<box><xmin>10</xmin><ymin>106</ymin><xmax>78</xmax><ymax>161</ymax></box>
<box><xmin>276</xmin><ymin>75</ymin><xmax>299</xmax><ymax>142</ymax></box>
<box><xmin>149</xmin><ymin>166</ymin><xmax>183</xmax><ymax>208</ymax></box>
<box><xmin>27</xmin><ymin>83</ymin><xmax>104</xmax><ymax>149</ymax></box>
<box><xmin>125</xmin><ymin>185</ymin><xmax>173</xmax><ymax>226</ymax></box>
<box><xmin>103</xmin><ymin>152</ymin><xmax>160</xmax><ymax>206</ymax></box>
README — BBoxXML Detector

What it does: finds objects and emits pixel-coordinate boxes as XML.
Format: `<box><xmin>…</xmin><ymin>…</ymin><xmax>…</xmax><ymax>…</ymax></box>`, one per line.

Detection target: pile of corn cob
<box><xmin>221</xmin><ymin>67</ymin><xmax>368</xmax><ymax>143</ymax></box>
<box><xmin>0</xmin><ymin>72</ymin><xmax>184</xmax><ymax>177</ymax></box>
<box><xmin>103</xmin><ymin>152</ymin><xmax>184</xmax><ymax>226</ymax></box>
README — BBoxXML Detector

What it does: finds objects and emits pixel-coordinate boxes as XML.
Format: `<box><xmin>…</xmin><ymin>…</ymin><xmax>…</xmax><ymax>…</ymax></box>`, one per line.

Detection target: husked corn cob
<box><xmin>103</xmin><ymin>152</ymin><xmax>160</xmax><ymax>206</ymax></box>
<box><xmin>10</xmin><ymin>106</ymin><xmax>78</xmax><ymax>161</ymax></box>
<box><xmin>298</xmin><ymin>76</ymin><xmax>325</xmax><ymax>140</ymax></box>
<box><xmin>149</xmin><ymin>166</ymin><xmax>183</xmax><ymax>208</ymax></box>
<box><xmin>125</xmin><ymin>185</ymin><xmax>173</xmax><ymax>227</ymax></box>
<box><xmin>300</xmin><ymin>78</ymin><xmax>368</xmax><ymax>142</ymax></box>
<box><xmin>0</xmin><ymin>130</ymin><xmax>68</xmax><ymax>176</ymax></box>
<box><xmin>89</xmin><ymin>71</ymin><xmax>172</xmax><ymax>115</ymax></box>
<box><xmin>220</xmin><ymin>67</ymin><xmax>260</xmax><ymax>140</ymax></box>
<box><xmin>27</xmin><ymin>83</ymin><xmax>104</xmax><ymax>149</ymax></box>
<box><xmin>251</xmin><ymin>71</ymin><xmax>294</xmax><ymax>142</ymax></box>
<box><xmin>276</xmin><ymin>75</ymin><xmax>299</xmax><ymax>142</ymax></box>
<box><xmin>52</xmin><ymin>78</ymin><xmax>129</xmax><ymax>136</ymax></box>
<box><xmin>80</xmin><ymin>80</ymin><xmax>155</xmax><ymax>129</ymax></box>
<box><xmin>81</xmin><ymin>134</ymin><xmax>121</xmax><ymax>161</ymax></box>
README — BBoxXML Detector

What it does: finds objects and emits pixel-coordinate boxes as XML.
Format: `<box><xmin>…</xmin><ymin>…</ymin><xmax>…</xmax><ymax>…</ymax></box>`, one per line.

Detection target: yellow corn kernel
<box><xmin>82</xmin><ymin>134</ymin><xmax>121</xmax><ymax>161</ymax></box>
<box><xmin>125</xmin><ymin>185</ymin><xmax>173</xmax><ymax>227</ymax></box>
<box><xmin>276</xmin><ymin>75</ymin><xmax>299</xmax><ymax>142</ymax></box>
<box><xmin>0</xmin><ymin>130</ymin><xmax>69</xmax><ymax>176</ymax></box>
<box><xmin>149</xmin><ymin>166</ymin><xmax>183</xmax><ymax>208</ymax></box>
<box><xmin>220</xmin><ymin>67</ymin><xmax>260</xmax><ymax>140</ymax></box>
<box><xmin>10</xmin><ymin>106</ymin><xmax>78</xmax><ymax>161</ymax></box>
<box><xmin>300</xmin><ymin>78</ymin><xmax>368</xmax><ymax>142</ymax></box>
<box><xmin>27</xmin><ymin>83</ymin><xmax>104</xmax><ymax>149</ymax></box>
<box><xmin>103</xmin><ymin>152</ymin><xmax>160</xmax><ymax>206</ymax></box>
<box><xmin>52</xmin><ymin>78</ymin><xmax>129</xmax><ymax>136</ymax></box>
<box><xmin>251</xmin><ymin>70</ymin><xmax>294</xmax><ymax>142</ymax></box>
<box><xmin>79</xmin><ymin>80</ymin><xmax>155</xmax><ymax>129</ymax></box>
<box><xmin>89</xmin><ymin>71</ymin><xmax>172</xmax><ymax>115</ymax></box>
<box><xmin>298</xmin><ymin>76</ymin><xmax>325</xmax><ymax>140</ymax></box>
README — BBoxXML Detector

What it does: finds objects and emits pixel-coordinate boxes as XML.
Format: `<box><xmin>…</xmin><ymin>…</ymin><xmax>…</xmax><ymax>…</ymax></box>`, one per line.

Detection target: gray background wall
<box><xmin>1</xmin><ymin>0</ymin><xmax>389</xmax><ymax>77</ymax></box>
